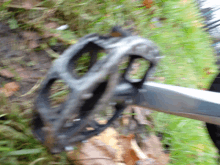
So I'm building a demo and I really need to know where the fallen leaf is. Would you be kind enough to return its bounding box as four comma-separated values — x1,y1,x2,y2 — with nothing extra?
91,126,124,162
120,134,140,165
0,69,14,78
23,0,33,9
67,140,116,165
12,65,42,82
0,82,20,97
143,0,153,8
45,22,59,29
42,32,60,38
141,135,170,165
68,126,122,165
131,106,151,126
111,32,123,37
119,134,154,165
29,40,39,49
91,139,116,159
22,31,40,41
22,0,40,9
115,106,153,138
15,67,30,79
131,139,148,160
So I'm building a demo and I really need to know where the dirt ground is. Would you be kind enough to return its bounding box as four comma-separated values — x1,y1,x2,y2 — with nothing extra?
0,21,64,101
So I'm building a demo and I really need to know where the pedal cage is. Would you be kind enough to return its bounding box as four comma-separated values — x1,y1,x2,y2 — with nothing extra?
32,26,160,153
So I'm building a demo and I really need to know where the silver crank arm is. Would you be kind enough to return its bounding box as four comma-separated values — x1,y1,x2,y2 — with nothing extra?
134,82,220,125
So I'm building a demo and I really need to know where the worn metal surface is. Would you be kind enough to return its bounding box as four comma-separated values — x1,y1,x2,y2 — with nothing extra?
132,82,220,125
32,27,160,153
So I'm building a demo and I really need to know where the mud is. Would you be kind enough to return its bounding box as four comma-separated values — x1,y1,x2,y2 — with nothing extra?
0,21,52,100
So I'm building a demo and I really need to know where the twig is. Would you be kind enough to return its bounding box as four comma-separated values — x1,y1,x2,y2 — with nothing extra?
29,157,47,165
45,48,60,59
70,157,113,161
7,5,47,10
21,79,43,97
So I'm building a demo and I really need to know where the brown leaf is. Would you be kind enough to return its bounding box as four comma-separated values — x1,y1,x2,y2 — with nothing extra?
45,22,59,29
131,106,151,125
29,40,39,49
23,0,33,9
0,82,20,97
22,31,39,41
141,135,170,165
13,65,42,81
119,134,150,165
143,0,153,9
22,0,39,9
91,126,124,162
42,31,60,39
68,127,121,165
91,139,116,159
15,67,31,79
68,140,116,165
111,32,123,37
0,69,14,78
131,139,148,160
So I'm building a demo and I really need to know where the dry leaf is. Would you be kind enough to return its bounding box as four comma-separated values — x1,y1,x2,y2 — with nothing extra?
12,65,42,82
120,134,139,165
91,139,116,159
119,134,153,165
143,0,153,8
22,31,40,41
116,106,153,136
45,22,59,29
111,32,123,37
68,140,116,165
15,67,31,79
131,106,151,126
141,135,170,165
22,31,40,49
0,69,14,78
42,31,60,38
91,127,124,162
22,0,39,9
0,82,20,97
68,126,124,164
91,126,118,149
29,40,39,49
23,1,33,9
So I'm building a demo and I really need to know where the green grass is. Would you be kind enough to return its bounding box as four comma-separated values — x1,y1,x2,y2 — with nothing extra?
0,96,71,165
153,113,218,165
0,0,219,164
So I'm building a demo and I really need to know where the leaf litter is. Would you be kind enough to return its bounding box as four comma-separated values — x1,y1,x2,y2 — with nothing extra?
67,106,170,165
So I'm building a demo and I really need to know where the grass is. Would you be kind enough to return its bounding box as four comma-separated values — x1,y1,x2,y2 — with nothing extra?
0,95,70,165
0,0,219,164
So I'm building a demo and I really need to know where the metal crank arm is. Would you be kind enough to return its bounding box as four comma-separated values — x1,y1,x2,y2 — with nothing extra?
131,82,220,125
